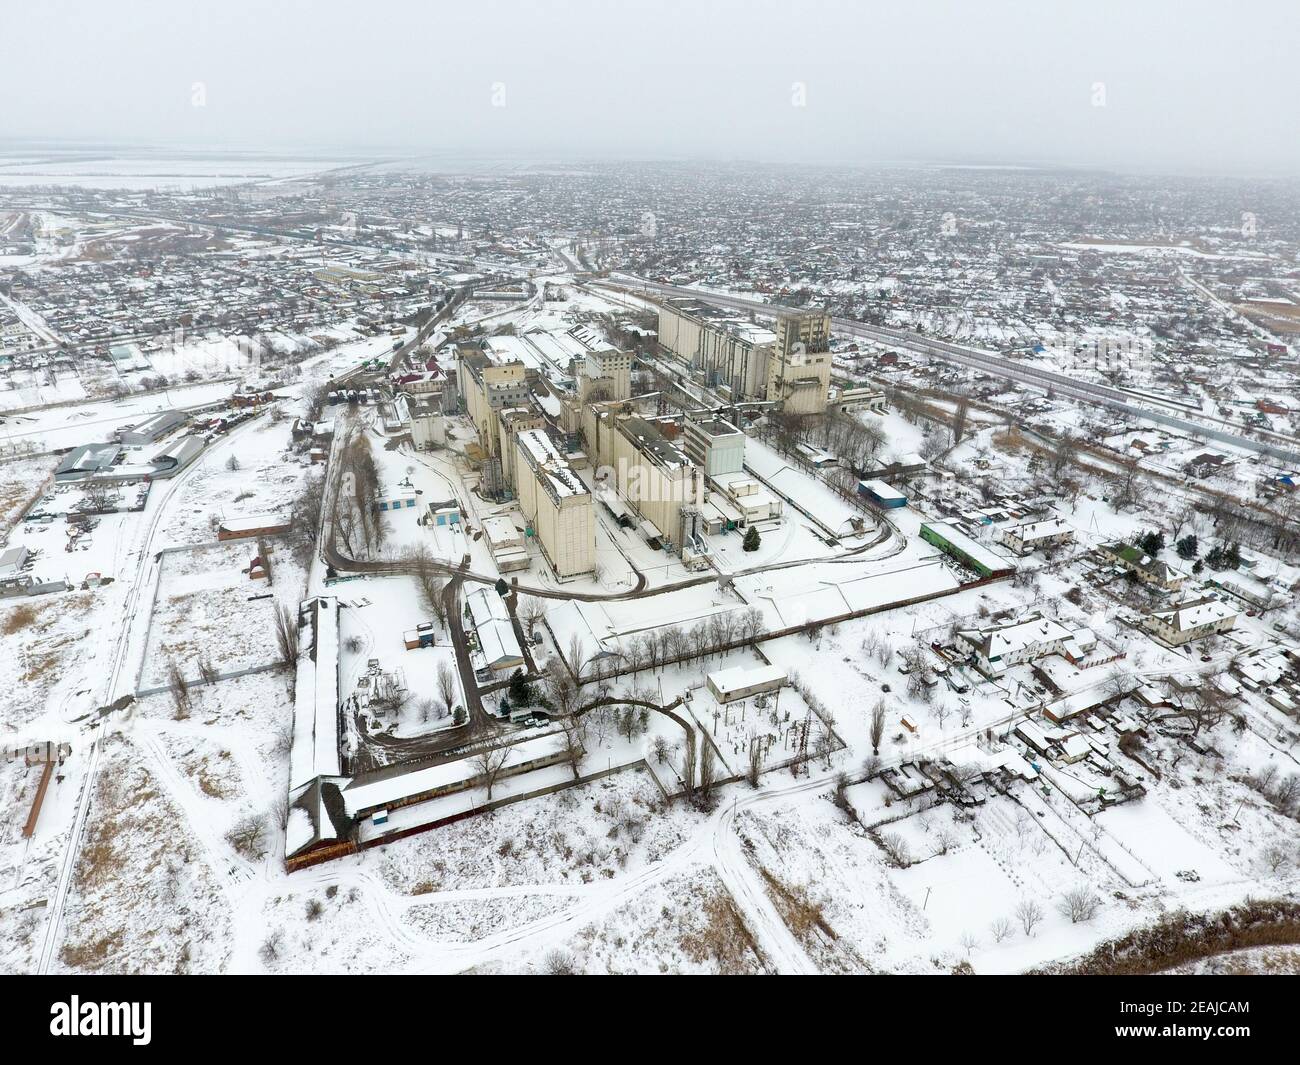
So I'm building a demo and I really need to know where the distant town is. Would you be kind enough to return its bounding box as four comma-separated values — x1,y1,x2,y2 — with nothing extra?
2,151,1298,977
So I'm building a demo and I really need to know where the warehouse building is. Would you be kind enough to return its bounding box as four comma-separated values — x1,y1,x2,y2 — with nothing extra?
466,587,525,674
118,409,189,445
920,521,1015,579
857,479,907,509
55,443,123,482
706,663,788,704
482,515,530,572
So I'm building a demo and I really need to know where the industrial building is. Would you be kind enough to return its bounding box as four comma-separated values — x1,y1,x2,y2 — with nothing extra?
408,399,447,450
217,513,292,541
655,300,832,415
285,596,347,865
457,345,531,496
577,347,632,404
482,515,530,572
683,416,746,477
596,415,704,552
497,407,548,494
465,587,525,674
514,428,595,578
55,443,123,482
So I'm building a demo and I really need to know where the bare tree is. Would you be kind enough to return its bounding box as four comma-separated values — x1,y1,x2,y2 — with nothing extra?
518,595,546,638
1058,886,1102,924
951,395,969,446
1015,898,1045,936
870,700,886,755
746,733,763,787
226,813,267,861
472,744,513,802
196,655,219,686
436,661,458,717
274,603,298,668
695,743,719,810
879,831,910,867
1104,665,1135,704
990,916,1014,943
560,717,586,779
1184,681,1232,737
544,659,580,717
167,659,191,720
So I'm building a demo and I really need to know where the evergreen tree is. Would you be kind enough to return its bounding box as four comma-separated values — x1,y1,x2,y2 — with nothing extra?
1176,534,1198,559
742,527,761,552
1138,530,1164,556
508,668,531,705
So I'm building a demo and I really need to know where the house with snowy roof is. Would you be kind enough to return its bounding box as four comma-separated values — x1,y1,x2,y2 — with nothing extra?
1144,596,1239,647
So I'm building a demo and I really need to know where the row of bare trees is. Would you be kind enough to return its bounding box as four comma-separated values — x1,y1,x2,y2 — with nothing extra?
335,433,386,558
288,468,326,568
569,608,766,680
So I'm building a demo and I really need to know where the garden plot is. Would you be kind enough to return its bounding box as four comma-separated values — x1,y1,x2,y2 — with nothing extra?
373,769,692,893
402,895,576,944
1,589,105,729
249,885,415,975
491,868,768,975
0,453,55,532
1143,738,1300,879
54,735,232,974
1095,801,1237,886
333,575,463,741
141,541,280,688
730,802,935,973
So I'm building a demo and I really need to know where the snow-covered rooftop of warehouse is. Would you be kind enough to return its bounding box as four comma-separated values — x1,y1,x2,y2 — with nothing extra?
289,596,341,791
342,731,568,817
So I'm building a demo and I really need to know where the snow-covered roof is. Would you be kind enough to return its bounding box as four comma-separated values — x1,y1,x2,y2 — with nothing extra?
1005,517,1071,542
517,427,586,499
342,732,567,816
289,596,342,791
466,587,522,669
1149,598,1239,633
858,478,905,502
706,664,787,698
959,613,1073,662
219,511,288,533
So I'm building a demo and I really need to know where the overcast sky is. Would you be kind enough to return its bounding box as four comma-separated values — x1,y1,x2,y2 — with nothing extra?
3,0,1298,175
